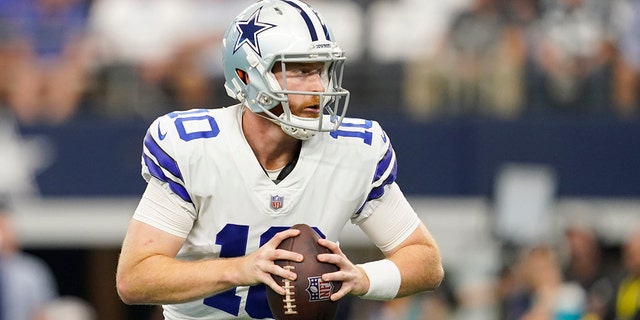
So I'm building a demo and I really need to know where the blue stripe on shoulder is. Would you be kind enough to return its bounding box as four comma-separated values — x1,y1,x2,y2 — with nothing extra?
373,143,395,183
143,155,192,203
354,144,398,215
354,175,395,215
144,131,183,180
354,172,395,215
366,164,397,202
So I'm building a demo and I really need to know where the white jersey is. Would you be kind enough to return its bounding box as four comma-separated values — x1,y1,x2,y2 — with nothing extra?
135,104,397,319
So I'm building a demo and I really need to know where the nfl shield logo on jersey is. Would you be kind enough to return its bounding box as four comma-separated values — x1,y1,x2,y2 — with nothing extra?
270,195,284,210
306,276,333,301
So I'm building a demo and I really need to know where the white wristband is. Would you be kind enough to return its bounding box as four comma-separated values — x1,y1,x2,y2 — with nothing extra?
357,259,401,301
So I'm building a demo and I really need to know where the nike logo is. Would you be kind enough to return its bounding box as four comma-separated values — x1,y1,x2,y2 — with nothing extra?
158,125,167,140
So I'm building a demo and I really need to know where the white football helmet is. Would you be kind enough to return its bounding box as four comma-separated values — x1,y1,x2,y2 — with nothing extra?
222,0,350,140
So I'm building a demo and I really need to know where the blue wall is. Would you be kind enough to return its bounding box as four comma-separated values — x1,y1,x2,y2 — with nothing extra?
20,116,640,198
381,118,640,197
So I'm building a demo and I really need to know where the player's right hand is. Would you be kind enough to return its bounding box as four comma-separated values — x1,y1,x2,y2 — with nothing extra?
238,228,303,295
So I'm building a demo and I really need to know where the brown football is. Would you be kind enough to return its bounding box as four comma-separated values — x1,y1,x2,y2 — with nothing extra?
266,224,342,320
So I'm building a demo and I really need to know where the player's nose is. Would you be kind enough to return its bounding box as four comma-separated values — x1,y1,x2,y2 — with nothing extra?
307,72,325,92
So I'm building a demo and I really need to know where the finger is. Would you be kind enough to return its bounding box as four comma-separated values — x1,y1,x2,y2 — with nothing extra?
330,284,351,301
316,252,341,265
270,228,301,245
262,229,300,251
271,263,298,281
264,276,287,295
317,269,351,301
260,264,297,295
274,249,303,263
321,270,343,283
317,238,341,254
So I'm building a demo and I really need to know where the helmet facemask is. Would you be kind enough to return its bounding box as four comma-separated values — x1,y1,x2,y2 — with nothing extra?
258,52,350,140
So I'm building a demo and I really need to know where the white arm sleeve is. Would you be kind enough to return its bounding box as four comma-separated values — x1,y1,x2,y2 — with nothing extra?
355,182,421,253
133,178,195,238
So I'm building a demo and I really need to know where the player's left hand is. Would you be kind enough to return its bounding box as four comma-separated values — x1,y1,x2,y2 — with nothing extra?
316,238,370,301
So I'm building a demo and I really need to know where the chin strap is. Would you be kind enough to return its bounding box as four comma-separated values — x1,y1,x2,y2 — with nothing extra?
279,114,320,140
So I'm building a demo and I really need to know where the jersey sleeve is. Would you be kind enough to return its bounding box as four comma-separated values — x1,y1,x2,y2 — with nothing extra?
137,114,197,231
141,114,193,205
355,182,421,252
351,121,398,224
133,178,195,238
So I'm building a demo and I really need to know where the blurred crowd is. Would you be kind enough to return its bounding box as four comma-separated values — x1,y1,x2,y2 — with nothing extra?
340,223,640,320
403,0,640,120
0,200,96,320
0,0,637,126
0,0,255,125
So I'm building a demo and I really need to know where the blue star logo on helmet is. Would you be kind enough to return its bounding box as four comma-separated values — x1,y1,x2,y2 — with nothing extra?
233,7,276,57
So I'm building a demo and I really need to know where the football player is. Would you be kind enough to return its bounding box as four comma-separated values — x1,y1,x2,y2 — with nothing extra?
116,0,444,319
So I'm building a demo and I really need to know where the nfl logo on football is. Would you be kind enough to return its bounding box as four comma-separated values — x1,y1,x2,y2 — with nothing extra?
306,276,333,301
270,195,284,210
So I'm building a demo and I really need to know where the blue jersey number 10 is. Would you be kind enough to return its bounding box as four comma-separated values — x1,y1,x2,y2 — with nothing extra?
202,224,325,318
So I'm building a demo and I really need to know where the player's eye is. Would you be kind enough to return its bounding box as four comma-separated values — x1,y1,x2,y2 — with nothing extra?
288,68,317,77
285,63,325,78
